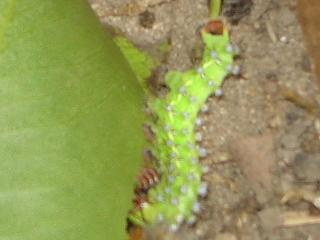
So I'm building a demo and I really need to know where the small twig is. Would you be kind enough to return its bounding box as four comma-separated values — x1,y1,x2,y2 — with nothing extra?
209,0,222,19
281,189,320,210
281,189,315,204
282,211,320,227
265,20,277,43
280,86,320,118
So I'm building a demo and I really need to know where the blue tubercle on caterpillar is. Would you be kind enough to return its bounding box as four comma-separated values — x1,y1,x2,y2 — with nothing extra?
124,20,240,229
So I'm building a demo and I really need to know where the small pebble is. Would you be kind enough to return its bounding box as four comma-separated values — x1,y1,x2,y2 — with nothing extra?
313,196,320,209
280,36,288,43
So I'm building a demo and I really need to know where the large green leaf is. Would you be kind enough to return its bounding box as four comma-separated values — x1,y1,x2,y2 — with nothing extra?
0,1,144,239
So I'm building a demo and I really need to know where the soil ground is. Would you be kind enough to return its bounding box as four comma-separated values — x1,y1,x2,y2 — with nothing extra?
89,0,320,239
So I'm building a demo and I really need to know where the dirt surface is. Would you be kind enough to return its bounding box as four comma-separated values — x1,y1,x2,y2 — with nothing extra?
89,0,320,239
297,0,320,88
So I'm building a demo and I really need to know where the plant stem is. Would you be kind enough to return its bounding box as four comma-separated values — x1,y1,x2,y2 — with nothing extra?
209,0,222,19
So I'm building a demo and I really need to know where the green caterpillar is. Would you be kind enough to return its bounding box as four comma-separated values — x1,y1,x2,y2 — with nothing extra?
121,20,239,230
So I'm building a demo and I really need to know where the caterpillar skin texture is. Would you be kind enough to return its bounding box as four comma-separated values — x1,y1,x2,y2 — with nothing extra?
129,21,238,229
